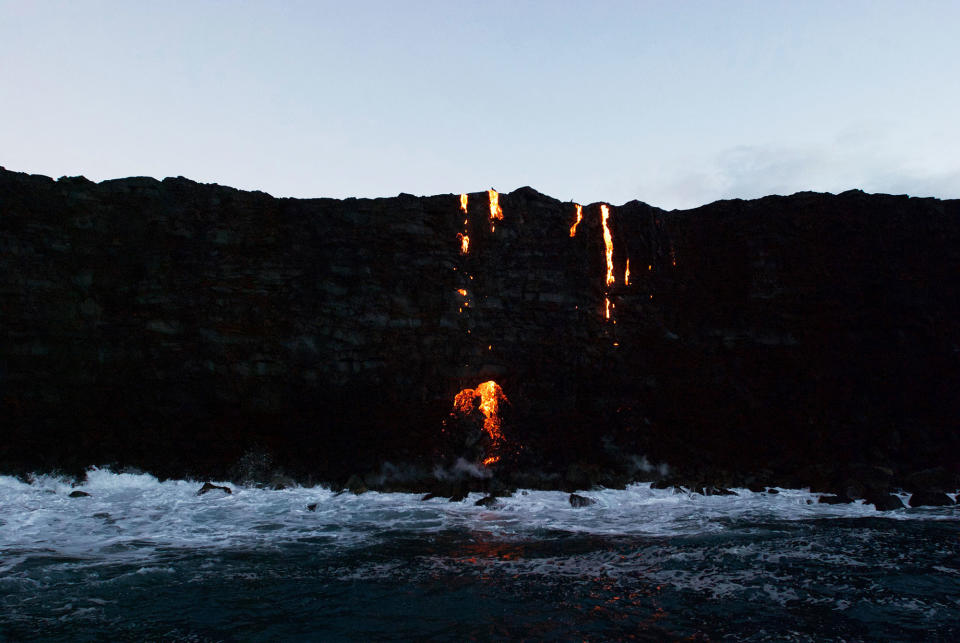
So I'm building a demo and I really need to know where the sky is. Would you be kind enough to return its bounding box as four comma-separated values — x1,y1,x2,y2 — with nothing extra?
2,0,959,209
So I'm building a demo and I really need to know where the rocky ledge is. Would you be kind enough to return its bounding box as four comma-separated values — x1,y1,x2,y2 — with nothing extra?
1,167,959,500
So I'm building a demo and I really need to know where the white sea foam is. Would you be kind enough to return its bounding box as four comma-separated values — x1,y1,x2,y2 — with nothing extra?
0,469,955,570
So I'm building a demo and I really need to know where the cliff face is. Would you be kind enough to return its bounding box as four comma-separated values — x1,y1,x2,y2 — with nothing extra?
2,167,959,487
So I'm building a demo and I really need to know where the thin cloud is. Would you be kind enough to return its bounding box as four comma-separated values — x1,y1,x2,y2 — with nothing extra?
640,131,960,210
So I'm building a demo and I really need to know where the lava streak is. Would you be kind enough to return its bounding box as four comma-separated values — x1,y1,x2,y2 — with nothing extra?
569,204,583,237
452,380,509,465
458,233,470,254
460,193,468,214
488,189,503,231
624,259,630,286
601,204,614,286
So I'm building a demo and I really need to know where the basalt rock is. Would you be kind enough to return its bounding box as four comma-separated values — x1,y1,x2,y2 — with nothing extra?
2,167,960,489
865,491,905,511
196,482,232,496
68,490,90,498
569,493,597,508
908,490,956,507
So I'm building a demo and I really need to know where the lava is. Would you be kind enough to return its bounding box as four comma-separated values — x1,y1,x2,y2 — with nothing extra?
601,204,614,286
452,380,509,465
569,204,583,237
488,189,503,231
457,193,470,254
605,297,611,320
624,259,630,286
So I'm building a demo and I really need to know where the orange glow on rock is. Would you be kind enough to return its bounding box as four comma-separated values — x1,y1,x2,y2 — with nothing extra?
624,259,630,286
453,380,509,465
605,297,611,319
601,204,614,286
457,288,467,296
569,204,583,237
460,193,468,214
458,233,470,254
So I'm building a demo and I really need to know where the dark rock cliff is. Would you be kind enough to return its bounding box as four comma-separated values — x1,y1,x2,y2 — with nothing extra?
2,167,959,490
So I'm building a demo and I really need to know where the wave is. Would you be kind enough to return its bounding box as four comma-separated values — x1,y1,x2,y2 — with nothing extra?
1,468,956,567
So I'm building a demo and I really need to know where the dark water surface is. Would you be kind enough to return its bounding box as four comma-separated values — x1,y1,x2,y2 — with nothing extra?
1,472,958,641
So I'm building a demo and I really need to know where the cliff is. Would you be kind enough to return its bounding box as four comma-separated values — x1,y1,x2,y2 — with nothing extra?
2,167,959,492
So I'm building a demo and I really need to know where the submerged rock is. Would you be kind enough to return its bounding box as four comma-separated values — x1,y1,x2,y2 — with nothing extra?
306,503,318,512
68,490,90,498
475,495,500,508
817,494,853,505
196,482,232,496
698,486,737,496
568,493,597,508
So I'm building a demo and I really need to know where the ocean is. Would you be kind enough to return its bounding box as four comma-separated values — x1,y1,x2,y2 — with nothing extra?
1,469,958,641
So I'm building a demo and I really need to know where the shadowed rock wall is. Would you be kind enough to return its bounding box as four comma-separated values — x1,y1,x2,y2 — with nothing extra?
2,167,959,487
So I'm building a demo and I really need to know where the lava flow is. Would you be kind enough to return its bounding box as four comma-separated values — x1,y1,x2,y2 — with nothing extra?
488,189,503,231
458,193,470,254
624,258,630,286
601,204,614,286
569,204,583,237
452,380,509,465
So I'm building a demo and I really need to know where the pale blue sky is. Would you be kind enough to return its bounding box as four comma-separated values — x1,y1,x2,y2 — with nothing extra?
2,0,958,209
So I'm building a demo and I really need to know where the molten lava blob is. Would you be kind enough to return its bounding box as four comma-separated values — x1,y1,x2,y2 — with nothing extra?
624,258,630,286
569,204,583,238
460,193,468,214
452,380,509,465
458,233,469,254
601,204,614,286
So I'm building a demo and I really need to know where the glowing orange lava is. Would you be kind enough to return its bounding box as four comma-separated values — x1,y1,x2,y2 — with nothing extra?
601,204,614,286
460,193,468,214
569,204,583,237
457,288,468,296
488,189,503,231
624,259,630,286
605,297,611,320
452,380,509,465
458,233,470,254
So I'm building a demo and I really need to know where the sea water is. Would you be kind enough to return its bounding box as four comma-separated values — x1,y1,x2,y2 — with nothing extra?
1,468,958,641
